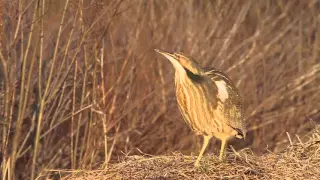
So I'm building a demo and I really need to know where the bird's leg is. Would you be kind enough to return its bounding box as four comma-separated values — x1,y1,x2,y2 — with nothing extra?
219,138,227,161
194,135,211,167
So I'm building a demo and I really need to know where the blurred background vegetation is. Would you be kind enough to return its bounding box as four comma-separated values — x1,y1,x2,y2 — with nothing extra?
0,0,319,179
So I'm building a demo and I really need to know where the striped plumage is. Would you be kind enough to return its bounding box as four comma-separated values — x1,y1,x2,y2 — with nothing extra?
155,49,246,167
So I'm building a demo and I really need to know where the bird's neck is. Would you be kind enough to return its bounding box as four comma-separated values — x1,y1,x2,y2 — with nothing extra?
174,70,189,86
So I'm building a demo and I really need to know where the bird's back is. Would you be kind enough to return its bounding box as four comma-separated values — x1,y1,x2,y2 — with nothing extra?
204,67,246,138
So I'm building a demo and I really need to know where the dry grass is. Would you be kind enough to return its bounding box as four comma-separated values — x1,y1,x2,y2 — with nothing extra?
60,127,320,179
0,0,320,179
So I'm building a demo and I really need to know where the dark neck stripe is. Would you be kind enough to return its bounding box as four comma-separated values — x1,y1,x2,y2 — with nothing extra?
184,67,203,83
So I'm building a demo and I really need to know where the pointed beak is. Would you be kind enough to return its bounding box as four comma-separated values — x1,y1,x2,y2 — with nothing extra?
154,49,178,62
155,49,185,73
155,49,188,76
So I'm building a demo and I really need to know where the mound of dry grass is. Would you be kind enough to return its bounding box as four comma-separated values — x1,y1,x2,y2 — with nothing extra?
62,128,320,180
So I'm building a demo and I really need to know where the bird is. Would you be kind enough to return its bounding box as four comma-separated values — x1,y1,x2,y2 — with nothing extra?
155,49,246,167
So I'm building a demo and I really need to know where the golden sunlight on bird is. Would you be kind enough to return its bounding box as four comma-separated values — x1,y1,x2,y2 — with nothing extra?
155,49,246,167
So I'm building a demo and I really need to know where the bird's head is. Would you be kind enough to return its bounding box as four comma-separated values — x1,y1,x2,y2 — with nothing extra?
155,49,204,78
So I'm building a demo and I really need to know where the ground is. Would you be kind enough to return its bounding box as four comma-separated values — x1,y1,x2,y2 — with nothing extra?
60,127,320,180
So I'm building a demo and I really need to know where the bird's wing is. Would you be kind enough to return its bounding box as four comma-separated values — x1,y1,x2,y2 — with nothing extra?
204,67,245,136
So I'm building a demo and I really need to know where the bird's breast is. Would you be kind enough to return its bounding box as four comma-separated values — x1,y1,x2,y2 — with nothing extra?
175,80,226,133
174,78,243,138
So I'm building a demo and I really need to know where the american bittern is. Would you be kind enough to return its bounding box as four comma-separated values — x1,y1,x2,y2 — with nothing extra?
155,49,246,167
